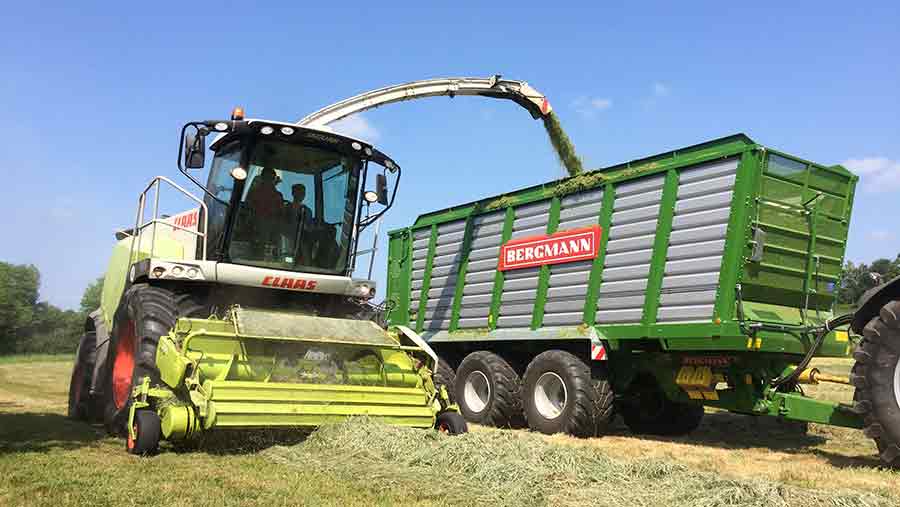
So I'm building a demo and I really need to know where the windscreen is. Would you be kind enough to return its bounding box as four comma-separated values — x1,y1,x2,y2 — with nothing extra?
228,140,361,274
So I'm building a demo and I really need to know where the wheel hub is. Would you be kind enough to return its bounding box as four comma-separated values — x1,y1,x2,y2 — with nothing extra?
463,370,491,413
534,372,567,420
112,320,136,410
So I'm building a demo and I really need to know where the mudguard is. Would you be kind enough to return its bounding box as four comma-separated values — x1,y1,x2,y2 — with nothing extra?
86,309,110,395
851,274,900,334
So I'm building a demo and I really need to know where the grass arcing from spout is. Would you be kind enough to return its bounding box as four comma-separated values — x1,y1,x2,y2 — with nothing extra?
542,111,584,177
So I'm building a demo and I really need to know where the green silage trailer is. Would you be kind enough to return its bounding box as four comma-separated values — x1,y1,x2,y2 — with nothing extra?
382,134,900,464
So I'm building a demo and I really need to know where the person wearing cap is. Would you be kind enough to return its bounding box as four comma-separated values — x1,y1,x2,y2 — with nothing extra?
246,167,283,218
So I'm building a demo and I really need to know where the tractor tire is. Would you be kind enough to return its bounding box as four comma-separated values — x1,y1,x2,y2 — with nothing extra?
435,411,468,435
68,332,98,421
127,409,162,456
851,299,900,468
433,357,457,403
455,351,525,428
103,284,205,434
621,377,704,436
522,350,614,437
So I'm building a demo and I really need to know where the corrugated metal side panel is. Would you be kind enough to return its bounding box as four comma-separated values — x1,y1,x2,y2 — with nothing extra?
457,209,506,329
657,158,738,323
408,227,430,314
496,199,551,328
595,174,665,324
542,189,603,326
415,219,467,330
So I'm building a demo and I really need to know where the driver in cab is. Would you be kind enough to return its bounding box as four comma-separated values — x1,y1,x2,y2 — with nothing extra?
246,167,283,218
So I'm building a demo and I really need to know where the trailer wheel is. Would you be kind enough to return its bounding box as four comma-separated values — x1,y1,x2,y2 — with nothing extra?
851,299,900,468
433,358,457,403
435,411,468,435
522,350,614,437
455,351,525,428
103,284,205,434
127,409,162,456
68,332,98,421
621,377,704,436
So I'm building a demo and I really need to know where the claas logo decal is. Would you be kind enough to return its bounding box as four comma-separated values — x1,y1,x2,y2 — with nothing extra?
498,225,602,271
261,276,318,291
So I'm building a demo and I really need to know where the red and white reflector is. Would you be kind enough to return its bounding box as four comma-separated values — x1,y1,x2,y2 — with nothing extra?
590,342,607,361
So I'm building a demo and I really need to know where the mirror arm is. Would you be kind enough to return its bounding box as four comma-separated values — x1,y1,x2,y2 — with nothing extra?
177,121,230,205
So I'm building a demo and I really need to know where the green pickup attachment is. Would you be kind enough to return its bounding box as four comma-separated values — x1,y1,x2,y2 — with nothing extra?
128,307,457,448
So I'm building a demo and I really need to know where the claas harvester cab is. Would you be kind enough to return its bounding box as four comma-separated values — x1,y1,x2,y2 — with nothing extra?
68,107,465,454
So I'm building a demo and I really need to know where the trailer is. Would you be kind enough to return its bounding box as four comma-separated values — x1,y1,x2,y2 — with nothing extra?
382,134,900,466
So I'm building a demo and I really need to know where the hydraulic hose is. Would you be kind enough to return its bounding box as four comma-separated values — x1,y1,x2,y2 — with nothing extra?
770,312,855,389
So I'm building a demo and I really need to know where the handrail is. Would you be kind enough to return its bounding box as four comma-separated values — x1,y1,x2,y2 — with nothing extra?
128,176,209,266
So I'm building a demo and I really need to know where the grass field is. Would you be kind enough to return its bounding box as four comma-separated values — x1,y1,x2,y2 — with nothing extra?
1,356,898,506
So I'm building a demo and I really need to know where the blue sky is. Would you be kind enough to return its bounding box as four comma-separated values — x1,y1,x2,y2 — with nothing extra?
1,2,898,309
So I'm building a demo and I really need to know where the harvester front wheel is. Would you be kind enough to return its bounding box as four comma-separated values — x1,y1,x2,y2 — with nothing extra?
127,409,162,456
455,351,525,428
435,411,468,435
104,284,205,434
621,376,704,436
68,332,97,421
851,299,900,468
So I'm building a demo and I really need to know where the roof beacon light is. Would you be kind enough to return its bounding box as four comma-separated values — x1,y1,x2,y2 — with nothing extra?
231,107,245,121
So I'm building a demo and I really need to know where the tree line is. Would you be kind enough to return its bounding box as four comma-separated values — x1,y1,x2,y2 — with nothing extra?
1,253,899,355
835,254,900,306
0,261,102,355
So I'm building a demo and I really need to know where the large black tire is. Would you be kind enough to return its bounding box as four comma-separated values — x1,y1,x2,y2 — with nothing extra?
522,350,614,437
851,299,900,468
68,332,98,421
127,409,162,456
103,284,205,434
620,376,704,436
455,351,525,428
433,357,457,403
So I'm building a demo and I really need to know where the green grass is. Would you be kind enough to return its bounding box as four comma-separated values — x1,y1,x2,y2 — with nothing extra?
0,354,73,365
1,358,898,507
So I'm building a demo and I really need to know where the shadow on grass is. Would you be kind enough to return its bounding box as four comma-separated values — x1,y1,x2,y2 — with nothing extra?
0,412,103,454
605,411,886,469
169,428,313,456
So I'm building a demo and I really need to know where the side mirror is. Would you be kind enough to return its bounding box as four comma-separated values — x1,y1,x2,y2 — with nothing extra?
376,173,389,205
184,131,206,169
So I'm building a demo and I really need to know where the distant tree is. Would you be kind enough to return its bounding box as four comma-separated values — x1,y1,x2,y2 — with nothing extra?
0,262,41,353
80,276,104,314
25,302,83,354
836,255,900,306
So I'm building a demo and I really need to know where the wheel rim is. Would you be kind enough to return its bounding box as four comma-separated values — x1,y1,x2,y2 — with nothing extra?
463,371,490,413
534,372,567,420
894,355,900,411
112,320,136,410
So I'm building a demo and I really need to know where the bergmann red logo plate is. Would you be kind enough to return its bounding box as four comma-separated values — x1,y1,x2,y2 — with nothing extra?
498,225,602,271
